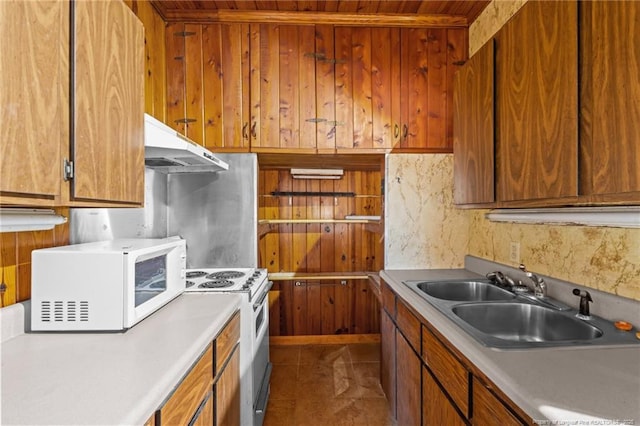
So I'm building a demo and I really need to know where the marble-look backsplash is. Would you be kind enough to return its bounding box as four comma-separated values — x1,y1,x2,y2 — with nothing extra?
467,211,640,301
385,154,469,269
468,0,527,56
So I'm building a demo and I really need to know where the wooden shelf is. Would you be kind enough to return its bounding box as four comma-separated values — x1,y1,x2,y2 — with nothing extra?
259,219,379,224
268,271,375,281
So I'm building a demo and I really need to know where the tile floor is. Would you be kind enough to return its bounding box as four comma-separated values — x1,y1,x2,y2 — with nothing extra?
264,342,396,426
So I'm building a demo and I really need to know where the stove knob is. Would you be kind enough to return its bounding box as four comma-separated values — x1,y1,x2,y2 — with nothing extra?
253,271,261,277
247,278,254,284
242,284,250,290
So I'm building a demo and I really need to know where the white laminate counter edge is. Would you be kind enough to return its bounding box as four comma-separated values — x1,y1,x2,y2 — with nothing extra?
1,293,242,426
380,268,640,423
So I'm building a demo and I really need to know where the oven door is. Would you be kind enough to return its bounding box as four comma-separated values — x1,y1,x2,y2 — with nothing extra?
252,280,272,426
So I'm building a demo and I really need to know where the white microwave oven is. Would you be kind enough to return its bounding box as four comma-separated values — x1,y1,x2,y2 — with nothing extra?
31,238,186,331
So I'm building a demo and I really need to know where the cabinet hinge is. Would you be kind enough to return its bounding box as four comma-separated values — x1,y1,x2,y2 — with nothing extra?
174,31,196,37
174,118,197,124
63,158,74,181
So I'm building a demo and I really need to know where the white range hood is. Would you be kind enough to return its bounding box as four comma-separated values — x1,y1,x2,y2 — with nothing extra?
144,114,229,174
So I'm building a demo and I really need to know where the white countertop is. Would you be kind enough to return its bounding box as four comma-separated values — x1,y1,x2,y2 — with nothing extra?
1,293,241,426
381,269,640,424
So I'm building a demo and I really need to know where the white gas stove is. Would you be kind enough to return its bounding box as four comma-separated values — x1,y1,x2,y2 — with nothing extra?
184,267,272,426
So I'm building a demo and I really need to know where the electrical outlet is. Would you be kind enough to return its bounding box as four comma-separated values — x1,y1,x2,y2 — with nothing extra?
509,242,520,263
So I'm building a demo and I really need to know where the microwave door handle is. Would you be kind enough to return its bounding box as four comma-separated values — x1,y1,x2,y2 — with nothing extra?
253,281,273,310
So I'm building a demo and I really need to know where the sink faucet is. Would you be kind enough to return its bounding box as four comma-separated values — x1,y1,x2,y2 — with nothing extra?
519,264,547,297
572,288,593,320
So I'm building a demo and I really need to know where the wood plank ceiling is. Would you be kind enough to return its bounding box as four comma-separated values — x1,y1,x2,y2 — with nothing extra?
152,0,491,25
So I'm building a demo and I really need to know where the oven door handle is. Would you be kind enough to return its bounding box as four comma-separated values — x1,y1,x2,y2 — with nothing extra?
253,281,273,310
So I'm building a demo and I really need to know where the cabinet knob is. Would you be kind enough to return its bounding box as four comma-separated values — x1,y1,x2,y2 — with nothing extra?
251,122,257,138
402,124,408,139
242,122,248,139
394,124,400,139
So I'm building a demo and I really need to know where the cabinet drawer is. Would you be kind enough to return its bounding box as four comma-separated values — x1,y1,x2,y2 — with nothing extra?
160,343,214,425
472,377,524,425
381,280,396,318
216,312,240,373
396,299,421,352
422,326,469,418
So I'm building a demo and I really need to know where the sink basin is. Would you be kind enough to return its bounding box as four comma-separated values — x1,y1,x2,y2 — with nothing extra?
416,280,516,302
452,302,603,342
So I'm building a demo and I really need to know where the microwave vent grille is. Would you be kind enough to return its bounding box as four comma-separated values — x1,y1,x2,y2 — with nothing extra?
39,300,89,323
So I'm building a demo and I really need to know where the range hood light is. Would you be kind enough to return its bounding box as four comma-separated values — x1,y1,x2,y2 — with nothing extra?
0,208,67,233
290,168,344,180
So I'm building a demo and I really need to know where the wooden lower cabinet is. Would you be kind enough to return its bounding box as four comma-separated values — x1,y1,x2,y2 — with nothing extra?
472,377,524,425
215,346,241,426
380,279,530,425
155,312,240,425
191,391,214,426
396,331,422,426
423,366,465,426
380,310,397,418
159,344,214,425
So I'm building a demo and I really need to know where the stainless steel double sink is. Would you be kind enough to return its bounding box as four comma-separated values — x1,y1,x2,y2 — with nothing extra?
404,279,639,349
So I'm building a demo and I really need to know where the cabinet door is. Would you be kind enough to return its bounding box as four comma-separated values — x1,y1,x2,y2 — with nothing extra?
334,27,398,152
380,310,397,418
165,23,250,152
453,40,495,206
73,0,144,204
250,24,317,152
496,1,578,203
398,28,467,152
472,377,524,425
0,1,68,204
423,366,465,426
580,1,640,201
396,331,421,426
191,391,214,426
215,347,240,426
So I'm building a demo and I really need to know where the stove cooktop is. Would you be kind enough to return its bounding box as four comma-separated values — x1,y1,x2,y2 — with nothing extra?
184,268,268,294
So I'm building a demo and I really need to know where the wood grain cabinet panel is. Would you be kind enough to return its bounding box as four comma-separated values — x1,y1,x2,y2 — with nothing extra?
160,344,214,425
472,377,525,425
1,0,145,207
396,298,421,351
396,330,421,426
423,366,465,426
334,27,398,152
215,345,240,426
250,24,317,152
0,0,68,203
396,27,468,152
380,310,397,418
496,1,578,203
165,22,250,151
580,1,640,202
422,326,469,418
73,0,144,205
453,39,495,206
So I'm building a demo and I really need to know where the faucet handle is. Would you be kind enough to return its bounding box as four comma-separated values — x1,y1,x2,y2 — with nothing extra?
518,264,528,273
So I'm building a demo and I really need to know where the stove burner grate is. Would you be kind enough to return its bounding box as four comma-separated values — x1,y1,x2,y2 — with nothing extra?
198,279,235,289
206,270,246,280
186,271,207,279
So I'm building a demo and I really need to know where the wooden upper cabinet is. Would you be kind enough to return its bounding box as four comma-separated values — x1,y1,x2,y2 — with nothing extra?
334,27,398,152
579,1,640,203
249,24,318,153
495,1,578,203
453,40,495,206
166,22,251,151
396,27,468,152
73,0,144,205
0,1,68,204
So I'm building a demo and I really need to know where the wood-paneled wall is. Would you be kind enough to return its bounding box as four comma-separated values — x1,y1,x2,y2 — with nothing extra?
259,169,383,336
125,0,167,121
0,209,70,308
